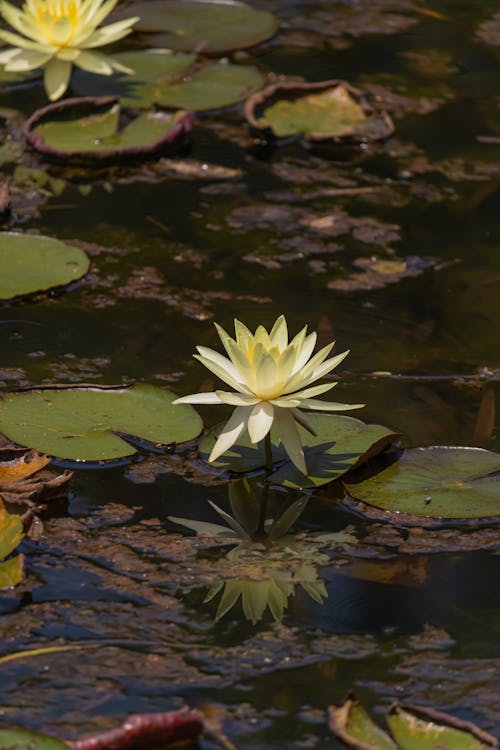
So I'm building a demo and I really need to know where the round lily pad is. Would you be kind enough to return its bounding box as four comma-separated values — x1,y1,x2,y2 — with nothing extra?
0,384,203,462
245,80,395,142
120,0,279,53
0,233,90,301
344,446,500,521
199,413,398,489
72,51,265,111
0,730,70,750
24,96,193,164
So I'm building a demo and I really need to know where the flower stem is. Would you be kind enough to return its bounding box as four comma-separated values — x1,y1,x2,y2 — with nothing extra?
256,482,269,539
264,432,273,475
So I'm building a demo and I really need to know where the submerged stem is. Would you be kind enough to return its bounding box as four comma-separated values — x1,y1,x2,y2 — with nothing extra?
264,432,273,474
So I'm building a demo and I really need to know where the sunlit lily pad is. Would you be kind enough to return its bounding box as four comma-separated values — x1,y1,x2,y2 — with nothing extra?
0,232,90,301
24,96,193,163
245,80,394,141
345,447,500,521
0,385,203,462
0,729,70,750
199,414,398,489
328,697,497,750
0,500,24,590
73,51,264,110
119,0,279,53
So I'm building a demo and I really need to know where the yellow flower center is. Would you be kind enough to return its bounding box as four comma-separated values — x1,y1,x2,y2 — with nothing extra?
35,0,80,46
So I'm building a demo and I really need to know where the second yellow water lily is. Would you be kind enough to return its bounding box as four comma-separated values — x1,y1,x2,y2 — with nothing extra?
174,315,363,475
0,0,138,100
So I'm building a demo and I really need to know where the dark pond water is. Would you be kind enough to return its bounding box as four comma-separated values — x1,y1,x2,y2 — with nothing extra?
1,0,500,746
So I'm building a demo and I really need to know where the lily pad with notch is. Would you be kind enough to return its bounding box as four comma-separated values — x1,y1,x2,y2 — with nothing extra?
245,80,394,142
117,0,279,54
199,413,399,489
24,96,193,164
344,446,500,523
0,232,90,301
0,384,203,463
72,51,265,111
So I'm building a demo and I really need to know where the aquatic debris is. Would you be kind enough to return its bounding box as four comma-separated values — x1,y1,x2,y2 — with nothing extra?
0,446,72,507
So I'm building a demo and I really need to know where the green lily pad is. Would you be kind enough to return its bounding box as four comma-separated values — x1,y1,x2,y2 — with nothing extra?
0,730,70,750
0,232,90,301
25,98,192,162
0,384,203,462
199,413,398,489
345,447,500,520
72,51,264,110
329,698,398,749
0,500,24,590
388,706,493,750
121,0,279,53
246,80,395,142
328,698,497,750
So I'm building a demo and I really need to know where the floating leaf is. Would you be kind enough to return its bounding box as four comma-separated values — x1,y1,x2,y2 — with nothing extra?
0,500,24,590
0,385,203,462
328,698,497,750
0,730,70,750
120,0,278,53
345,447,500,521
199,414,398,489
73,52,264,111
0,232,89,301
0,447,72,507
387,706,496,750
24,97,193,163
245,80,394,141
329,697,398,750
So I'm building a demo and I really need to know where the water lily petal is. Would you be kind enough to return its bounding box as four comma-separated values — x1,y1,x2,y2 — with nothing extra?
216,391,259,406
310,349,350,382
291,408,317,435
0,28,49,50
0,0,40,40
269,314,288,350
194,354,251,394
289,382,337,401
4,48,51,69
57,47,82,60
79,16,138,48
255,351,278,399
209,405,251,462
73,49,113,74
289,331,318,376
234,318,253,348
299,398,365,412
0,47,19,63
43,56,71,100
274,407,307,475
173,392,223,405
269,397,300,408
285,346,346,392
247,401,274,443
49,17,73,45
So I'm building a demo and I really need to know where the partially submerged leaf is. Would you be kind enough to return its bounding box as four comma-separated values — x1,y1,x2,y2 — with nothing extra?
0,385,203,462
329,698,398,750
0,232,90,301
345,447,500,521
73,52,264,111
0,447,72,507
121,0,278,53
0,729,70,750
24,97,193,163
245,80,394,141
387,705,497,749
200,414,398,489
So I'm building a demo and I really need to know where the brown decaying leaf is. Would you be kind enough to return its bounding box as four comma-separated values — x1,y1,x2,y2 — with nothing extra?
0,447,73,507
70,709,204,750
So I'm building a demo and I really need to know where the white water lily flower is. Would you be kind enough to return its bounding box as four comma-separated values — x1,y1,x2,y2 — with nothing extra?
0,0,138,100
174,315,364,475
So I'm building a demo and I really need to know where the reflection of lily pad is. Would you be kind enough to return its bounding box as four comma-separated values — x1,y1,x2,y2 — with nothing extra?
120,0,278,53
24,97,193,163
0,385,203,462
0,233,90,301
73,51,264,111
245,80,394,141
345,447,500,521
199,414,398,489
